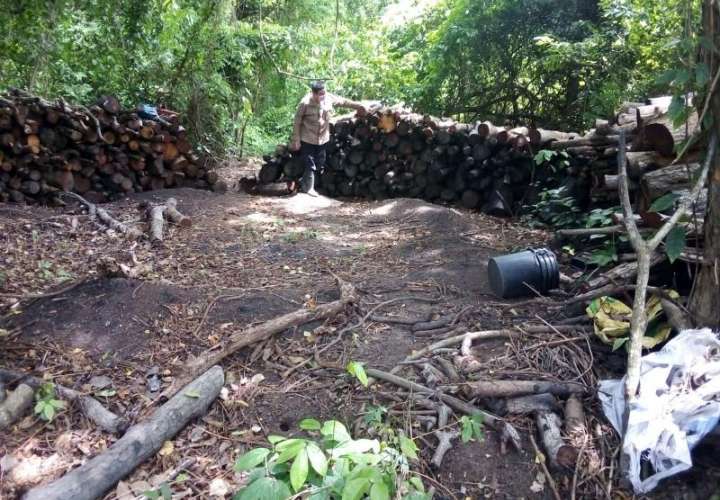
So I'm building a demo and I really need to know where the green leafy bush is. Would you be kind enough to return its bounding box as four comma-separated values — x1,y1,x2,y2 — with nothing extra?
34,383,65,422
233,419,429,500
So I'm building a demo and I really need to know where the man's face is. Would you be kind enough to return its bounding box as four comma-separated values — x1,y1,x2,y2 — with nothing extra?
313,89,326,102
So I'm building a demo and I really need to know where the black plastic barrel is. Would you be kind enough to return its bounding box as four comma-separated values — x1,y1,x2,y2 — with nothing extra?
488,248,559,298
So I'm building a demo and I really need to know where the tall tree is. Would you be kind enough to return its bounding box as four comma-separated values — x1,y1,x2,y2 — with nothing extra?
689,0,720,328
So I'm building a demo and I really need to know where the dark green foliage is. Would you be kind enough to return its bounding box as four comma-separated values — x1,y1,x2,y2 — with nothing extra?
0,0,698,156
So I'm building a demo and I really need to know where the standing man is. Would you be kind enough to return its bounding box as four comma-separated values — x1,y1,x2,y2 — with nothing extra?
290,81,367,196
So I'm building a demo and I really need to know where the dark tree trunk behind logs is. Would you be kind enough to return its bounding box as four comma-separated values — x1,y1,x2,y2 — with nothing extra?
690,0,720,328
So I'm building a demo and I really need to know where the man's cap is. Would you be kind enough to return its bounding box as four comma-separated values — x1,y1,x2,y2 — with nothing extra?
310,81,326,92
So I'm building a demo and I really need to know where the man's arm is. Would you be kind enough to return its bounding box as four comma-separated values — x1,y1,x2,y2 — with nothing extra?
291,101,305,150
328,93,367,114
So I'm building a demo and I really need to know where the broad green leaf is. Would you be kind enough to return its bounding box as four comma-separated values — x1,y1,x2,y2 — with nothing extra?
268,435,286,445
696,63,710,86
299,418,322,431
612,337,629,352
369,480,390,500
143,490,160,500
159,483,172,500
43,405,55,421
49,399,66,409
276,440,307,464
320,421,351,443
306,442,328,476
649,193,680,213
341,477,371,500
184,389,200,399
665,226,686,263
234,448,271,471
399,435,418,460
655,69,677,85
233,477,292,500
330,439,381,458
409,477,425,493
346,361,369,387
460,416,473,443
290,448,309,492
673,68,690,86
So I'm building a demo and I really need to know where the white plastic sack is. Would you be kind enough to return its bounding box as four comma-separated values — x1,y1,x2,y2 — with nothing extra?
599,328,720,493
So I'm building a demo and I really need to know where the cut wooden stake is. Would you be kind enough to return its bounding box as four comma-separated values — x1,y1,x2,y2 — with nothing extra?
536,411,577,470
165,197,192,227
148,205,166,243
0,369,128,434
23,366,224,500
159,277,357,402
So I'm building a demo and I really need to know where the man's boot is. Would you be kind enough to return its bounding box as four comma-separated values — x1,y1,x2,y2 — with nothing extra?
301,167,318,196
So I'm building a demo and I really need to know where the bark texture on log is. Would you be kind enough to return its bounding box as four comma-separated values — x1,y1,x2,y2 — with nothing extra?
690,0,720,328
536,411,577,469
0,89,222,204
23,366,224,500
0,369,128,434
0,383,34,429
463,380,587,399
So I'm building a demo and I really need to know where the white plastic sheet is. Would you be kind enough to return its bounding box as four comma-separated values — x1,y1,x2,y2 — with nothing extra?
599,329,720,493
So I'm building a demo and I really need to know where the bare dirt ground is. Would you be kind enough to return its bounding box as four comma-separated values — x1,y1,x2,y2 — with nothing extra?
1,171,718,499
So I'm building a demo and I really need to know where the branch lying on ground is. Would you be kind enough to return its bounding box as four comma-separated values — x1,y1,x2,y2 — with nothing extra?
463,380,588,399
60,192,143,239
430,405,458,469
158,276,358,402
0,368,128,434
365,367,522,452
23,366,224,500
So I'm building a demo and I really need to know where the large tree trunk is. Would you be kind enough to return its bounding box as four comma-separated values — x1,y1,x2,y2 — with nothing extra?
690,0,720,328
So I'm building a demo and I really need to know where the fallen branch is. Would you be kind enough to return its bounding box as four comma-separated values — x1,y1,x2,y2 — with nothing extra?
556,225,626,238
159,277,357,401
23,366,224,500
61,192,143,239
0,368,128,434
412,316,452,332
430,405,458,469
536,411,577,470
365,367,521,451
148,204,166,243
463,380,587,399
504,394,560,415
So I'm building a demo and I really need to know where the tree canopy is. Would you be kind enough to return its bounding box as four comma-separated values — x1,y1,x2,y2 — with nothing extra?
0,0,701,155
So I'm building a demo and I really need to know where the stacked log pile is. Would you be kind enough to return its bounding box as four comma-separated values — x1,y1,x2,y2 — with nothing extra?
259,98,695,217
260,106,578,216
0,89,222,204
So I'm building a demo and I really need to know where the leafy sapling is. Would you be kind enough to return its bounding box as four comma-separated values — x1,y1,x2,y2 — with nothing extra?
34,383,66,422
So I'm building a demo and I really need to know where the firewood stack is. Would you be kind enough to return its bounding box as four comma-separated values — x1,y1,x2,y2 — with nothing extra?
575,96,699,209
0,88,221,204
259,98,692,216
259,106,579,216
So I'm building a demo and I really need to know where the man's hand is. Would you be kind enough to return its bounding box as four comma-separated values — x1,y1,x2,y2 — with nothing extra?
290,140,301,152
